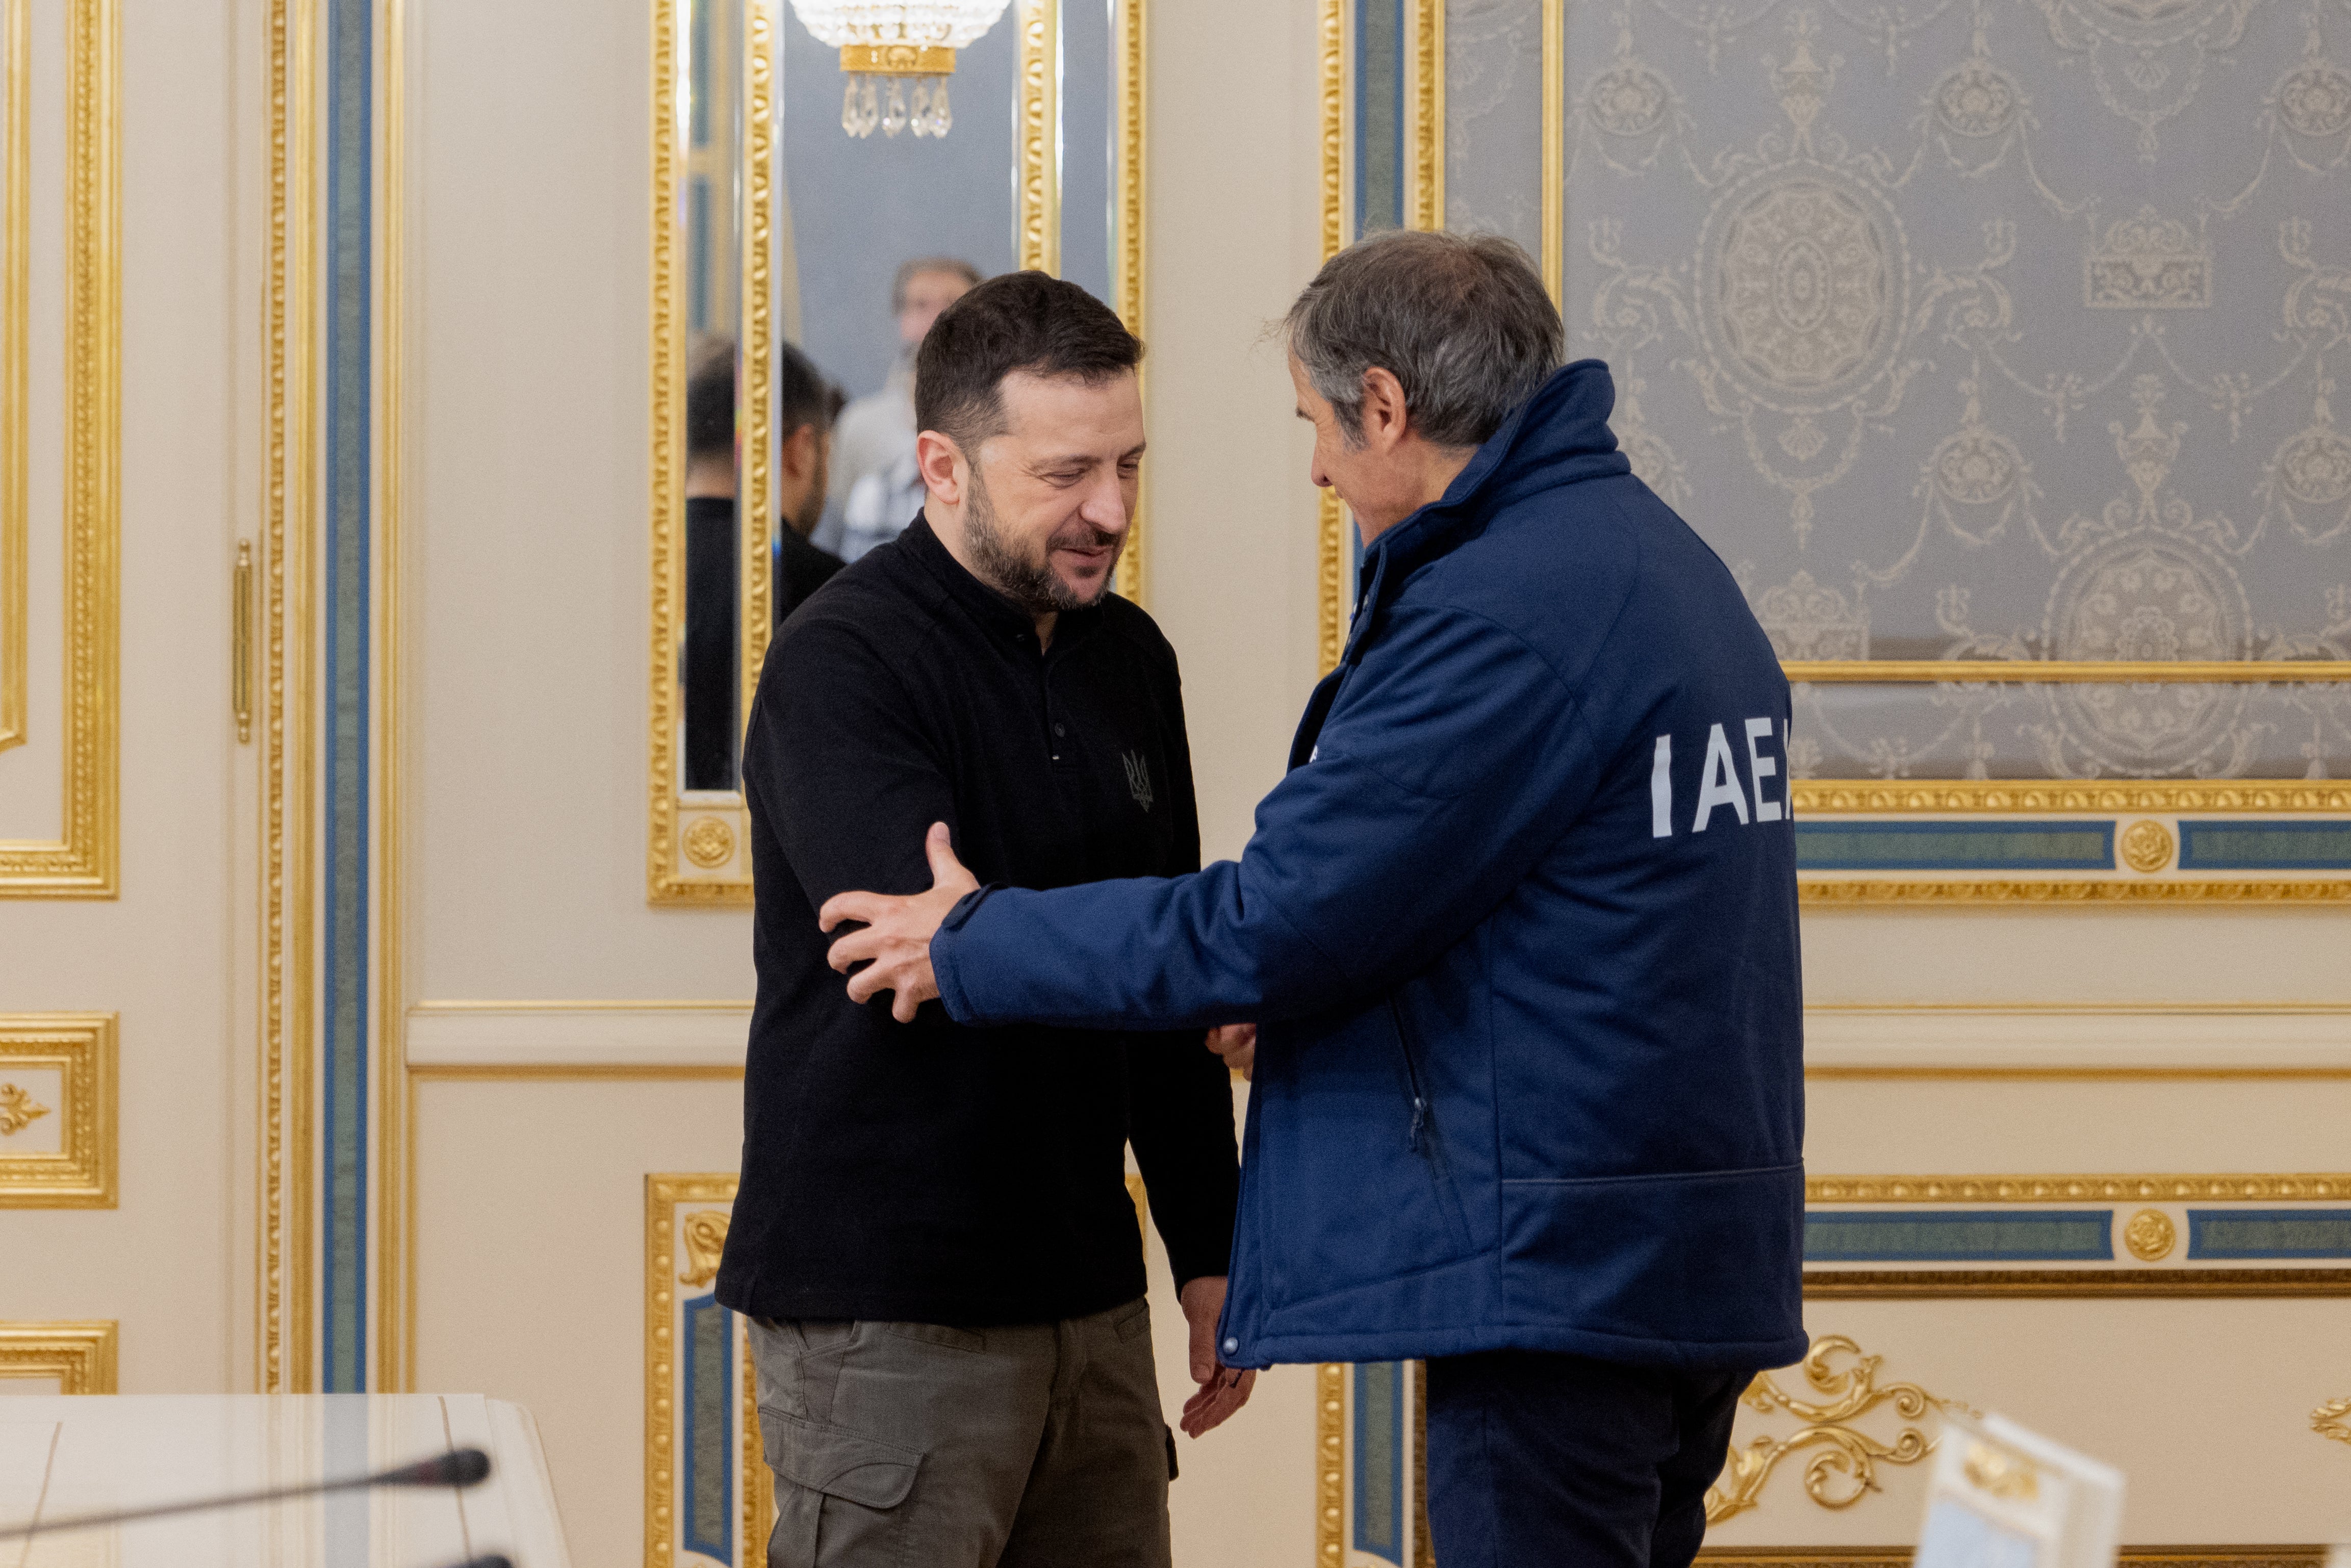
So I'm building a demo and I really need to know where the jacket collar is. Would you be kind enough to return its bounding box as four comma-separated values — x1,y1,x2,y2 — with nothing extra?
1341,359,1630,663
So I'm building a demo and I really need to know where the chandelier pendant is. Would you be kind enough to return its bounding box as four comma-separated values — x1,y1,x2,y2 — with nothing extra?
789,3,1011,140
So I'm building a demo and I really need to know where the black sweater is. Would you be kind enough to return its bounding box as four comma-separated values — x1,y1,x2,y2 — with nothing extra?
715,515,1240,1325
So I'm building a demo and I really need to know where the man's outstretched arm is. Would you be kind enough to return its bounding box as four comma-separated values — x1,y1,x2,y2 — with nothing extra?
823,603,1600,1030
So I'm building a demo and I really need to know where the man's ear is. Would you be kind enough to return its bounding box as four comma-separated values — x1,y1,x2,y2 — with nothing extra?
780,422,820,482
915,429,967,503
1358,366,1411,451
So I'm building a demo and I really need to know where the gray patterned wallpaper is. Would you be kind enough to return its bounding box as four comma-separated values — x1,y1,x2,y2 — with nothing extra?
1452,0,2351,779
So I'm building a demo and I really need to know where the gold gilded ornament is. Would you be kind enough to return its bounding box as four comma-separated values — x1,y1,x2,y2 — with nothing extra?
678,1209,731,1287
1963,1439,2041,1500
0,1082,51,1137
2123,1208,2177,1261
683,816,736,869
2120,819,2176,874
2315,1396,2351,1447
1705,1334,1955,1524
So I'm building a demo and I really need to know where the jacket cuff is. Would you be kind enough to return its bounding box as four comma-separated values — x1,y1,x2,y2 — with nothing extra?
930,884,1000,1024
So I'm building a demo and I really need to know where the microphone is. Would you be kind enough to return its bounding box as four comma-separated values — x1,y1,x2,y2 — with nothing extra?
0,1446,494,1541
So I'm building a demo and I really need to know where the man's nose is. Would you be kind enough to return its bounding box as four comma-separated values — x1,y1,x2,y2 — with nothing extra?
1079,475,1132,534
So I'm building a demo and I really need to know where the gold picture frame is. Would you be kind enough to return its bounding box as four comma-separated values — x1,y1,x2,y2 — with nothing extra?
0,1012,117,1208
646,0,1149,905
0,1321,117,1392
0,0,117,897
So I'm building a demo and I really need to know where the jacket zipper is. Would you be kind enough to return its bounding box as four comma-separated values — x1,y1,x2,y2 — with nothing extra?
1388,996,1432,1154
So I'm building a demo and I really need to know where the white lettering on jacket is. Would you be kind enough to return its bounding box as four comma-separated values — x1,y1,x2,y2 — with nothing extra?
1650,717,1786,837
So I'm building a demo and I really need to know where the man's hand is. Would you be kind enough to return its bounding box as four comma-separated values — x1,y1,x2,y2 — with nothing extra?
1206,1023,1257,1081
819,822,979,1022
1175,1275,1256,1437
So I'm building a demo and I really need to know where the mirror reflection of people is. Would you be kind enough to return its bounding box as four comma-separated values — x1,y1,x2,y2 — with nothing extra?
818,255,981,559
717,271,1249,1568
681,335,742,792
773,340,848,625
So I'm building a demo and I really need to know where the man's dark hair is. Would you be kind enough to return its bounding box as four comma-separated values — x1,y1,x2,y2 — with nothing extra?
685,339,735,459
777,340,845,438
915,271,1143,454
1285,229,1563,449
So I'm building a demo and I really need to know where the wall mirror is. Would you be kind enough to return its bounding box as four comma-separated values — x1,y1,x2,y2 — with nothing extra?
648,0,1146,903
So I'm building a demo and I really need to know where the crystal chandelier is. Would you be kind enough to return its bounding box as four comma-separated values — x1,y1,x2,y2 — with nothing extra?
787,2,1014,139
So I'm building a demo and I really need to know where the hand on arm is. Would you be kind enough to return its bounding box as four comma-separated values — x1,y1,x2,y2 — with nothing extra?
1176,1275,1256,1437
819,822,976,1022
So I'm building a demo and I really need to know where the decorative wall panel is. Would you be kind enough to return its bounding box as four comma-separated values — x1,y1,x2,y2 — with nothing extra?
0,1012,115,1207
0,0,116,897
0,1321,116,1392
646,1174,771,1568
1550,0,2351,784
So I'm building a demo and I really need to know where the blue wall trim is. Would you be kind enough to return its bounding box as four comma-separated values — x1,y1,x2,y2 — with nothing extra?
2187,1209,2351,1258
1354,0,1404,235
1352,1361,1404,1564
681,1296,738,1563
321,0,373,1394
1806,1211,2114,1262
1796,821,2115,872
2178,821,2351,871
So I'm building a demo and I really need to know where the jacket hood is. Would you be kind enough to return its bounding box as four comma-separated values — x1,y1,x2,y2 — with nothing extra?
1344,359,1631,660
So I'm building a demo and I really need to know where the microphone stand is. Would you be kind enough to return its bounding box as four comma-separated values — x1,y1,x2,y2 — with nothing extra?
0,1447,493,1542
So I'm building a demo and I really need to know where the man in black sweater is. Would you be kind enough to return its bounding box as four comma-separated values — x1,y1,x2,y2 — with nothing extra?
715,272,1248,1568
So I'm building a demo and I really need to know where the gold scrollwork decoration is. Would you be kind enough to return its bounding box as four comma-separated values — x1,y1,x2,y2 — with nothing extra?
0,1081,49,1136
1704,1335,1954,1525
1015,0,1058,275
2315,1396,2351,1447
1811,1173,2351,1203
678,1207,730,1287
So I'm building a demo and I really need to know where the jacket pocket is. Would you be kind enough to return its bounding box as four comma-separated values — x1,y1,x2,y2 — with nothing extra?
1257,1004,1479,1311
759,1407,923,1567
1388,998,1475,1255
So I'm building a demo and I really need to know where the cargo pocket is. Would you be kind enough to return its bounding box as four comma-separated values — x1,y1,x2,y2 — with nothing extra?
758,1406,923,1568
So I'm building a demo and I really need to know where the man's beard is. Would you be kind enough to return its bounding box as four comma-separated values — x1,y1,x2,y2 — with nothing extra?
963,468,1123,615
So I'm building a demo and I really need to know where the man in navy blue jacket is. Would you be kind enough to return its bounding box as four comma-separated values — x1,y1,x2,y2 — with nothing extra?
821,230,1806,1567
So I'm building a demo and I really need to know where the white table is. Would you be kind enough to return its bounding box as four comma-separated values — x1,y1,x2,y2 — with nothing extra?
0,1395,572,1567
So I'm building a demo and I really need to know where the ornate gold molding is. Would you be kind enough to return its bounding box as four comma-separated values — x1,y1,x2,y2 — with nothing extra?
1806,1269,2351,1298
2312,1396,2351,1447
0,1321,117,1391
1539,0,1563,306
1791,780,2351,813
1706,1336,1947,1526
738,2,775,741
1314,1361,1345,1566
1315,0,1346,679
0,1013,116,1208
1809,1174,2351,1203
0,0,116,896
1015,0,1059,274
1801,878,2351,905
1,0,24,753
377,0,412,1397
260,0,319,1398
647,1175,770,1568
1697,1555,2330,1567
1786,660,2351,685
1112,0,1145,606
1404,0,1442,233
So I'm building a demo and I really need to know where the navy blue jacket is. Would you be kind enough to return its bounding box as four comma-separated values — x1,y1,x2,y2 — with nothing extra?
932,361,1806,1372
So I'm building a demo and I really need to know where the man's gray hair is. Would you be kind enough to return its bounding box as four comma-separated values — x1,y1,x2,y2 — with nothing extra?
1284,229,1565,449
